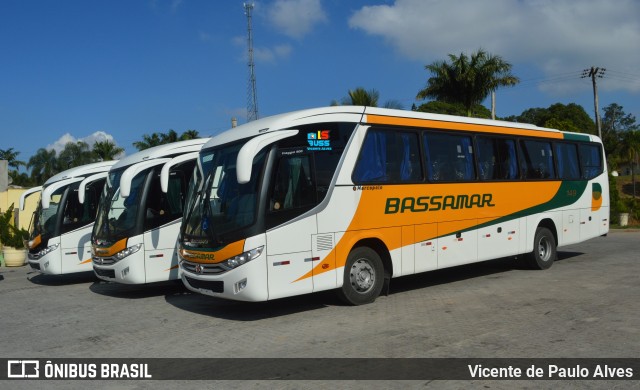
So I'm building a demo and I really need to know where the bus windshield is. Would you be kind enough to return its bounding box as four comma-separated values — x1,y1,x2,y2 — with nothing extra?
182,142,266,248
93,169,146,243
30,186,63,240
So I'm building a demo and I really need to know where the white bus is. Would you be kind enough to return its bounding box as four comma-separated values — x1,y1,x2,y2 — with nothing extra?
178,107,608,305
91,139,209,284
21,161,118,275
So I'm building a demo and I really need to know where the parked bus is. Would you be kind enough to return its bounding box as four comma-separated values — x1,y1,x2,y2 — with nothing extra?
20,161,118,275
91,138,209,284
178,106,608,305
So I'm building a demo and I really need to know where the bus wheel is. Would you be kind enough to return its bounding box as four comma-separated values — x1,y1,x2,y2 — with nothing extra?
526,227,557,270
337,247,384,305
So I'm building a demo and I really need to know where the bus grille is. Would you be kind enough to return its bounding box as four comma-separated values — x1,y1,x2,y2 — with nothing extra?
92,256,116,266
29,262,41,271
184,276,224,293
93,267,115,279
181,260,228,275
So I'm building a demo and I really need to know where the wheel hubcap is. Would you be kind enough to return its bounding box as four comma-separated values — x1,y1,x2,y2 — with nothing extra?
538,237,551,262
350,258,375,293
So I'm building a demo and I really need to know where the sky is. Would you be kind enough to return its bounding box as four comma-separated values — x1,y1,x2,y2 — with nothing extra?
1,0,639,169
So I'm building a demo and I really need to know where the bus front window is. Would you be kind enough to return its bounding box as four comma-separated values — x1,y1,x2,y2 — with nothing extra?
182,143,266,248
93,170,146,243
31,186,64,241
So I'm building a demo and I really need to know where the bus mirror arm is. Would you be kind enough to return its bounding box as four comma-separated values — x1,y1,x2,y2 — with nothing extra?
236,129,299,184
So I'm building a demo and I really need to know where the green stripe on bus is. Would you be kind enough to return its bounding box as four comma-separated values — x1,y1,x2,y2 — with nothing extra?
563,133,591,142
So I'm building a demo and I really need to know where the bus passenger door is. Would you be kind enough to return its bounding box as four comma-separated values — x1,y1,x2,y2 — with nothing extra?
266,216,316,299
265,150,317,299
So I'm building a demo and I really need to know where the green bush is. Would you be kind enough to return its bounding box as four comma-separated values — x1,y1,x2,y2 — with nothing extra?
0,204,29,249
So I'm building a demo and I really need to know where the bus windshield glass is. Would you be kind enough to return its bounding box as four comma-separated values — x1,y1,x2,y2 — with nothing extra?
93,169,146,243
182,142,266,248
30,185,64,240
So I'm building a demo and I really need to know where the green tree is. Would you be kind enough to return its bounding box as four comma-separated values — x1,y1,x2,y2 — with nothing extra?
332,87,403,109
620,130,640,199
28,148,58,185
179,130,200,140
133,130,201,151
92,140,124,161
417,49,519,117
601,103,639,158
57,141,95,170
505,103,595,133
0,148,25,170
415,101,491,118
0,148,33,186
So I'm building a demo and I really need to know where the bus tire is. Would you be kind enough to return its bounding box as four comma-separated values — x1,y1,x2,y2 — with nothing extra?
337,247,384,305
526,227,557,270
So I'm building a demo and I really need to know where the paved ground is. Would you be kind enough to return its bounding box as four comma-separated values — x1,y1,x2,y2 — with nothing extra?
1,230,639,389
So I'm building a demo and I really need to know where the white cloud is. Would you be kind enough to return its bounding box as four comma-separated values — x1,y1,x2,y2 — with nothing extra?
47,131,122,155
349,0,640,94
253,44,293,63
267,0,328,39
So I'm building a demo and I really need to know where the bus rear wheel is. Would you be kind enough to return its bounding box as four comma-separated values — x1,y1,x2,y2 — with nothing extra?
337,247,384,305
526,226,557,270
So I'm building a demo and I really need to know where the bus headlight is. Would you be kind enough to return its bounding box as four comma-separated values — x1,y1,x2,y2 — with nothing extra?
36,243,59,258
222,246,264,269
114,244,143,261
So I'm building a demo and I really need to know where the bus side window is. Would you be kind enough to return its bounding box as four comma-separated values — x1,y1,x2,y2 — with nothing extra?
352,129,421,183
520,140,555,180
579,143,603,179
477,137,518,180
423,132,475,181
555,143,580,180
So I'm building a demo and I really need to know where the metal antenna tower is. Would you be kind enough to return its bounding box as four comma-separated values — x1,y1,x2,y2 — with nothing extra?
244,3,259,122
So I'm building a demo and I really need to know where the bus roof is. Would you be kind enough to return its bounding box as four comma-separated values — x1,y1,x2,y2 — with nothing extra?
111,138,210,171
44,160,118,186
202,106,594,150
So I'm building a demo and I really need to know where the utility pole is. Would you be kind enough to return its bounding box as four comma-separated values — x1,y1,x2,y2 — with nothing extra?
244,3,259,122
581,67,606,139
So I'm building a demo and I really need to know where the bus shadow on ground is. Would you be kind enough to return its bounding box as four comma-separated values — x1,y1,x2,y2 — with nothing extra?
164,289,336,321
89,279,187,299
386,251,584,296
28,270,97,286
163,251,586,321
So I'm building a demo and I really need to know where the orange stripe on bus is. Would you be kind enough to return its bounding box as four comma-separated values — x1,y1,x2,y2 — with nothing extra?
180,239,245,264
365,114,564,139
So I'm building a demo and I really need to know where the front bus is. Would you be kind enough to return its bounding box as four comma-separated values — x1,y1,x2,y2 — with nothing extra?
179,108,360,301
92,139,208,284
179,107,608,305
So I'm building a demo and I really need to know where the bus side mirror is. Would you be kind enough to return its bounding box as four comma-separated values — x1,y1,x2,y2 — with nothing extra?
236,129,299,184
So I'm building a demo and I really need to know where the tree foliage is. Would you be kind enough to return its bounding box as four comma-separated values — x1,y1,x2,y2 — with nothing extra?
415,101,491,118
332,87,403,109
133,129,201,151
92,140,124,161
504,103,596,134
417,49,518,117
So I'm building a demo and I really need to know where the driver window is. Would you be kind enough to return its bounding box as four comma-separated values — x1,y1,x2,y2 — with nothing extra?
270,152,315,212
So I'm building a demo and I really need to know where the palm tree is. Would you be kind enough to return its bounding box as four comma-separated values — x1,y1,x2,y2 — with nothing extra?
133,133,164,151
417,49,519,117
332,87,403,109
179,130,200,140
0,148,25,170
92,140,124,161
57,141,95,170
28,148,58,185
